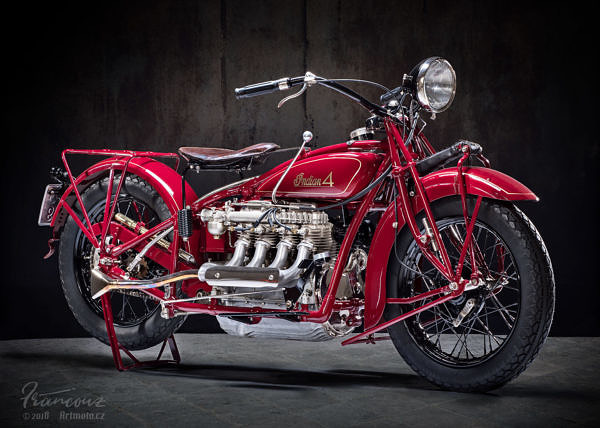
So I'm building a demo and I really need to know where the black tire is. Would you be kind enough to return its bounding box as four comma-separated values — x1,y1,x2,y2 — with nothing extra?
58,175,186,350
384,196,555,392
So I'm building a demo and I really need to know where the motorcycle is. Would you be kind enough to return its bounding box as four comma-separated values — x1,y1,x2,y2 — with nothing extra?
39,57,554,392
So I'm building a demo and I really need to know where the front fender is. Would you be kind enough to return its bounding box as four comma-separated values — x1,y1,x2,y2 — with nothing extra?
421,166,538,202
363,166,537,330
51,157,197,230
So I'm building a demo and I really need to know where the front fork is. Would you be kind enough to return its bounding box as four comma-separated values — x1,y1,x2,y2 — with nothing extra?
342,119,485,345
387,118,482,283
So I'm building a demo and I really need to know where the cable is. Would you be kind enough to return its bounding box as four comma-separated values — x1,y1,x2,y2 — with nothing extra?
315,77,391,93
270,210,292,232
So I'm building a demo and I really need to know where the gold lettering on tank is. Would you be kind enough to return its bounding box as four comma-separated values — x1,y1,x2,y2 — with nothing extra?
293,172,334,187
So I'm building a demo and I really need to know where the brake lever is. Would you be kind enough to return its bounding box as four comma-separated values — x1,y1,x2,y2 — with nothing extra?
277,83,307,108
277,71,318,108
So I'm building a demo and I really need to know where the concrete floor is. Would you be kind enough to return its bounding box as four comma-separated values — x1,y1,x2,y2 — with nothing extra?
0,335,599,427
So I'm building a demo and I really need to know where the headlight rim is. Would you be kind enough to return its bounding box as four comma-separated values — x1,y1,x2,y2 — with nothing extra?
413,57,457,114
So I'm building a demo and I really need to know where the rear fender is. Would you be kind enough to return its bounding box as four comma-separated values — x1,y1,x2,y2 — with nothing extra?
50,157,196,230
363,166,537,330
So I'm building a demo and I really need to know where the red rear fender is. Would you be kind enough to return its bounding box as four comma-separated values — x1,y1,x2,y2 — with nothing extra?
51,157,196,229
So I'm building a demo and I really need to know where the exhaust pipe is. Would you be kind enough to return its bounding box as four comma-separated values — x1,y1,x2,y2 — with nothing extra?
278,241,313,285
268,240,292,269
226,238,249,266
246,240,270,268
90,268,198,300
198,240,313,288
91,239,315,298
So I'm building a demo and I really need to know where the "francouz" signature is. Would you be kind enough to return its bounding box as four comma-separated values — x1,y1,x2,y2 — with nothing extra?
20,381,106,409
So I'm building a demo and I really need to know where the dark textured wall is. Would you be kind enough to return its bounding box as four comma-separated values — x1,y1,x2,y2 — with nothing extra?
1,1,598,338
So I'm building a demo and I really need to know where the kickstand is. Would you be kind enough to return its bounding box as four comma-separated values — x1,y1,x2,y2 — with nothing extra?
100,294,181,371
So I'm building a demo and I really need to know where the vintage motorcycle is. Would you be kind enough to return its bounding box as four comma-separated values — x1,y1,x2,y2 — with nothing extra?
39,57,554,392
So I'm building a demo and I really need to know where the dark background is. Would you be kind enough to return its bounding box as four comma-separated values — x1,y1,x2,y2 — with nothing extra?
1,0,598,339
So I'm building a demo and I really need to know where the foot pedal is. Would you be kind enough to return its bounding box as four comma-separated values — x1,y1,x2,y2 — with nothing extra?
178,208,193,240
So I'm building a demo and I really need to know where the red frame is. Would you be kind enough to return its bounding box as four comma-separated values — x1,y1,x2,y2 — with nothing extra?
51,118,538,364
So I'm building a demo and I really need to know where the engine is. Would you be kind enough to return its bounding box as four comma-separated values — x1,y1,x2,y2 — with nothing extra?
198,200,364,340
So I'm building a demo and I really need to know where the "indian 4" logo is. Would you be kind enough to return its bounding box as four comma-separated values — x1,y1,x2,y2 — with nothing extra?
293,172,334,187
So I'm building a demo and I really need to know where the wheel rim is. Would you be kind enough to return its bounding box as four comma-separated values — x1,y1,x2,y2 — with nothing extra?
73,194,165,327
397,217,521,367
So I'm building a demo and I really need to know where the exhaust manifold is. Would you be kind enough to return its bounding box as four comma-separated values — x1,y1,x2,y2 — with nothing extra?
198,240,313,288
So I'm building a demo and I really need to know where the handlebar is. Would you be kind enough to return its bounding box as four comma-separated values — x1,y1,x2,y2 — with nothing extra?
235,76,305,99
380,87,403,104
235,73,387,116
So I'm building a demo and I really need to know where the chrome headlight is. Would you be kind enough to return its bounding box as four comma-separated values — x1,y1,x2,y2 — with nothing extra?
412,57,456,113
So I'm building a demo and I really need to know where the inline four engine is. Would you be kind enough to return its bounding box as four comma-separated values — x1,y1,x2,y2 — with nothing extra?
198,200,364,340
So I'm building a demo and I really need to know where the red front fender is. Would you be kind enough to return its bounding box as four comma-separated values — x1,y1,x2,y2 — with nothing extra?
363,166,537,330
51,156,197,230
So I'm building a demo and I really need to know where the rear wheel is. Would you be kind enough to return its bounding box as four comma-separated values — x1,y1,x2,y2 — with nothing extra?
58,175,186,350
385,197,554,392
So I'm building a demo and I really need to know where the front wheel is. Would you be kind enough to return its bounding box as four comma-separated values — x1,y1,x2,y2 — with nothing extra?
385,197,555,392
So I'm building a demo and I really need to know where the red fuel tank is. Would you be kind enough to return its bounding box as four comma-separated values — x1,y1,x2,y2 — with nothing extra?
256,151,383,200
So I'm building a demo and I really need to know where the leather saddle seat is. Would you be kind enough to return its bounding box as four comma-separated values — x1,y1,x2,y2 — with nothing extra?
178,142,280,169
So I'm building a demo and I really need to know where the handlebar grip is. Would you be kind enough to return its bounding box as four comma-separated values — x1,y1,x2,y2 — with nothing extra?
235,78,290,99
416,145,460,175
415,141,483,176
456,140,482,155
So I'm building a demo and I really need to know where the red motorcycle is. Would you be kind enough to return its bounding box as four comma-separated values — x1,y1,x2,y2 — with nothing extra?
39,57,554,392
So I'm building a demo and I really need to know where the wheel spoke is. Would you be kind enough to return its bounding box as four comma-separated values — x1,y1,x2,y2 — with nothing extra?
117,293,127,320
456,317,477,359
489,293,515,326
481,302,518,318
124,296,137,322
488,268,518,282
476,317,502,346
447,322,473,358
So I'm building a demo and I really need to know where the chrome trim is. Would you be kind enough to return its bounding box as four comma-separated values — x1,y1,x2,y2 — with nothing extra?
246,240,270,267
304,71,317,86
164,288,286,305
415,57,456,114
277,77,290,90
197,238,249,282
278,240,313,284
227,238,250,266
268,240,292,269
198,240,313,288
349,127,374,140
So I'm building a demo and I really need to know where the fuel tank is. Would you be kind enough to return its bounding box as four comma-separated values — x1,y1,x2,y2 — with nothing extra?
256,151,383,200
